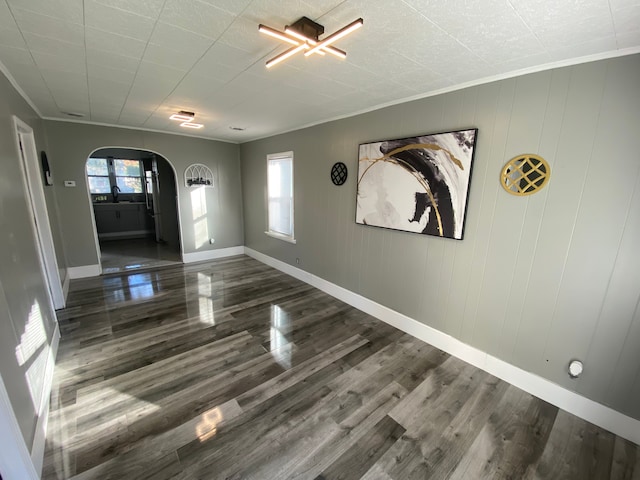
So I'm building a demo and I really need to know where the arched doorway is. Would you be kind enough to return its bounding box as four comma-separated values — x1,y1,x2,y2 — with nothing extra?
85,147,182,274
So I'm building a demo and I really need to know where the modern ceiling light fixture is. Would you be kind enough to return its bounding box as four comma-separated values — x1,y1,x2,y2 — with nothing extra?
259,16,363,68
169,110,204,129
304,18,363,57
180,122,204,129
266,44,308,69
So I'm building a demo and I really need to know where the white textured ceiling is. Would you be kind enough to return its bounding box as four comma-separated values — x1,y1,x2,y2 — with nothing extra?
0,0,638,142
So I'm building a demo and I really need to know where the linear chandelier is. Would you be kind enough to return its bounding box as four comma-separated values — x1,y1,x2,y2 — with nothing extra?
259,17,363,68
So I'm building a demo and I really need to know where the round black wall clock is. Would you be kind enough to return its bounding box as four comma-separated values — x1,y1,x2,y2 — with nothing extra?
330,162,348,186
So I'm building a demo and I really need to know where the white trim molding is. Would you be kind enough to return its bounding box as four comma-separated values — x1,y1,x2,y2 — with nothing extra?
68,264,102,279
30,322,60,476
182,246,245,264
13,116,65,310
0,374,39,480
244,247,640,446
62,271,70,303
247,47,640,143
97,230,153,240
265,231,297,244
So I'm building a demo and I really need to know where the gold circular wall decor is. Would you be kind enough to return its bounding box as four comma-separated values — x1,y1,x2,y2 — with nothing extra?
501,154,550,196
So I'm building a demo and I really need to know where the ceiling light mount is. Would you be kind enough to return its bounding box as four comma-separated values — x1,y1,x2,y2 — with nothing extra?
286,16,324,42
170,110,195,122
259,16,362,68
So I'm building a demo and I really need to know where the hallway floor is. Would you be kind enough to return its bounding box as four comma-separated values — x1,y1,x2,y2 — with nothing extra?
43,256,639,479
99,237,181,274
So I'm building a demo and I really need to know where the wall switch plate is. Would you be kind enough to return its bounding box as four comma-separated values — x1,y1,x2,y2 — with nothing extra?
64,180,76,187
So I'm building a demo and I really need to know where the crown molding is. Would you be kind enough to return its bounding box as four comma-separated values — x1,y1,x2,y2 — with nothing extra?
0,58,43,118
245,47,640,143
42,117,239,144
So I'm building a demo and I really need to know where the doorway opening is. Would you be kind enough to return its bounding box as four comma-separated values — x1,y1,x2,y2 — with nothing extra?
86,147,182,274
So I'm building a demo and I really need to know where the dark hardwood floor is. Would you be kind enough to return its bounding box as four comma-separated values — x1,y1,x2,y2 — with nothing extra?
99,237,181,274
43,255,640,479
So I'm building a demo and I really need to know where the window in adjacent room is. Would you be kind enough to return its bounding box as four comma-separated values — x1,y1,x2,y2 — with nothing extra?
266,151,295,243
86,157,111,194
113,159,143,193
87,157,145,199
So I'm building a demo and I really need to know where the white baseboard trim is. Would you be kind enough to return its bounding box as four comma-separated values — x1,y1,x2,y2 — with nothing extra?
30,322,60,476
0,374,39,479
98,230,152,240
68,264,101,279
62,270,70,304
183,246,245,264
244,247,640,445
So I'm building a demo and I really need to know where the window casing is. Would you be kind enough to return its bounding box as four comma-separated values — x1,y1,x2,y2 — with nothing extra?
266,152,295,243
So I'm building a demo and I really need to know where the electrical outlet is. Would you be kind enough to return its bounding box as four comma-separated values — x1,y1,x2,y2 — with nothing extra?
209,238,215,244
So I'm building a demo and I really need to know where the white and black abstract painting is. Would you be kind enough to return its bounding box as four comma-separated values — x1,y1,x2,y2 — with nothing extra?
356,129,478,240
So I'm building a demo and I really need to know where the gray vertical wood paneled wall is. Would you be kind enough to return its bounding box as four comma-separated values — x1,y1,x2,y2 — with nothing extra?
240,54,640,421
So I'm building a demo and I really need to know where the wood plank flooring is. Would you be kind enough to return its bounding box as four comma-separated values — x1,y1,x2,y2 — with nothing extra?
43,255,640,479
99,237,181,274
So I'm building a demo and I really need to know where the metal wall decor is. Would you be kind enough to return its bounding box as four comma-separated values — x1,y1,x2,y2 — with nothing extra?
40,151,53,186
330,162,348,185
185,163,214,187
501,154,550,196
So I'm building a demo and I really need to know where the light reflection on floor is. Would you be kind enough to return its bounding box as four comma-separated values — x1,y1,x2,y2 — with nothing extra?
102,272,158,302
197,273,215,325
196,406,222,442
270,305,292,369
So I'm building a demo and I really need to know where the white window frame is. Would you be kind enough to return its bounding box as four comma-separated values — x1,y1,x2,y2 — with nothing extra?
265,151,296,244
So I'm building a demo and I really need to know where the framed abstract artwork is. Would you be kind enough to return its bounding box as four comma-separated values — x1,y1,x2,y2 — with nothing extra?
356,128,478,240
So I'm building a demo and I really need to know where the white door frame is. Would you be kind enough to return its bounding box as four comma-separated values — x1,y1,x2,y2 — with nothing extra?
13,116,65,310
151,156,163,243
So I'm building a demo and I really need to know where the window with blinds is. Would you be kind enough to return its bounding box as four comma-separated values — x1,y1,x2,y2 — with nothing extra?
266,152,295,243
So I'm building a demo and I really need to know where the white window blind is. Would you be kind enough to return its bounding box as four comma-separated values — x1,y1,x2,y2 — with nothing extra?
267,152,295,242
